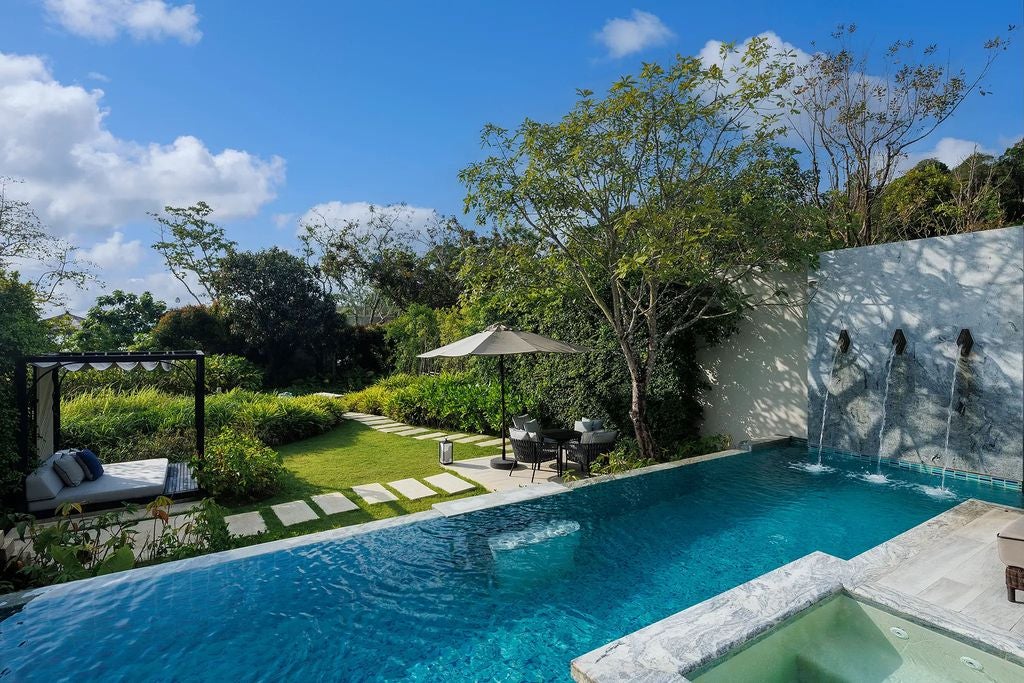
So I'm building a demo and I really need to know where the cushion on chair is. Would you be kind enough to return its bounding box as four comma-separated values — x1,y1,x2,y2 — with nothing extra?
25,462,65,502
580,429,617,445
72,452,95,481
512,414,531,429
53,454,86,487
998,517,1024,567
574,418,604,432
521,419,542,433
509,428,540,443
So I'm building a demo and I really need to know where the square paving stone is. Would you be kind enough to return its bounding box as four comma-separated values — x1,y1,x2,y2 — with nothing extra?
271,500,320,526
388,478,438,500
353,483,398,504
392,427,429,436
475,438,505,448
424,473,476,494
415,432,447,440
225,511,267,537
311,492,359,515
454,435,488,443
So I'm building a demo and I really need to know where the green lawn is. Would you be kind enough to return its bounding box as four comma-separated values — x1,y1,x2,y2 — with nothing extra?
223,420,486,544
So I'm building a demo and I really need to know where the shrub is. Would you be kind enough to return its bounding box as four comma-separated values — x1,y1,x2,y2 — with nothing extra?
61,388,346,463
193,429,283,503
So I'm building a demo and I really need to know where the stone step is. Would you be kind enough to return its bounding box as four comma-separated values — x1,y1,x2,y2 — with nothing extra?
311,492,360,515
392,427,430,436
424,473,475,494
376,425,412,433
224,511,268,537
353,483,398,504
454,435,488,444
438,433,467,441
415,432,448,440
388,478,438,500
475,438,505,448
270,500,320,526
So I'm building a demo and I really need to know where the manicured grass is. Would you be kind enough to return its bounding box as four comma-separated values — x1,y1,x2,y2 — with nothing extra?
223,420,486,544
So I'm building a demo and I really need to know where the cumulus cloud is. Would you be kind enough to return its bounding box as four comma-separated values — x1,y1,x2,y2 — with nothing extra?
43,0,202,44
901,137,993,171
0,51,285,233
80,231,143,270
297,201,438,238
595,10,673,58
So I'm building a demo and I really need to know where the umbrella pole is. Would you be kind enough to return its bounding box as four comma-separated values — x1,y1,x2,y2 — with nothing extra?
499,355,507,460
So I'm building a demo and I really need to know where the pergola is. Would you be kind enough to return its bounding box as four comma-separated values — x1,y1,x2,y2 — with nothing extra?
14,351,206,480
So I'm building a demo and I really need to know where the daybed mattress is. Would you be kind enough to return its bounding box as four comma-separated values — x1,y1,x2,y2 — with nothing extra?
28,458,169,512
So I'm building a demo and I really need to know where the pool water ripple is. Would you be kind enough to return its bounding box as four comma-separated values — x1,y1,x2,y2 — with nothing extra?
1,446,1020,682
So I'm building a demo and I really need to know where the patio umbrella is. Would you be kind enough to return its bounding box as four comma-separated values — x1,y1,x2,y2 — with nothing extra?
418,324,589,466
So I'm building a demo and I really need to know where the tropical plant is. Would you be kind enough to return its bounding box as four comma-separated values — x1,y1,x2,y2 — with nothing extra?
68,289,167,351
150,201,236,304
193,429,284,503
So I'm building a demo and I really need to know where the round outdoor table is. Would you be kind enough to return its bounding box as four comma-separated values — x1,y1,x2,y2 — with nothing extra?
541,428,581,476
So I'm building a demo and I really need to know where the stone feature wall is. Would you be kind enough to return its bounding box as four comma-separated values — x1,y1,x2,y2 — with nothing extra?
807,226,1024,481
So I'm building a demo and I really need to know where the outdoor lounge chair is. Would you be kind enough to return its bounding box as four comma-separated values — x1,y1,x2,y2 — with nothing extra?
25,450,170,514
508,428,559,482
564,430,617,475
997,516,1024,602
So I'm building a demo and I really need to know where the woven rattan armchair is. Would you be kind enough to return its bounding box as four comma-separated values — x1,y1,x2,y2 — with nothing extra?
564,430,617,475
508,434,559,482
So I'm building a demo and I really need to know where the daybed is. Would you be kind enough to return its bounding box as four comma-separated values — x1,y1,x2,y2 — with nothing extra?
25,451,169,514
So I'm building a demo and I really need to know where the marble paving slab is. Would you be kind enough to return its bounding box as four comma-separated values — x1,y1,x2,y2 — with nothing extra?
414,432,448,440
453,435,488,443
353,483,398,504
224,512,267,537
392,427,429,436
376,425,412,433
311,492,359,515
388,478,437,500
437,433,466,441
270,500,320,526
475,437,505,448
423,472,476,494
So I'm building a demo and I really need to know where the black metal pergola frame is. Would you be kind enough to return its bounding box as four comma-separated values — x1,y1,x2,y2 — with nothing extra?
14,350,205,495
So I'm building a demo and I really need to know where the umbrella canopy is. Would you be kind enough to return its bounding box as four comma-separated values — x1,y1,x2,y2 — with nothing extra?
418,324,589,358
418,324,589,467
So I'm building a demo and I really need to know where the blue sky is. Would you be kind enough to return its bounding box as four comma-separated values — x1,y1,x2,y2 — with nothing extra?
2,1,1022,312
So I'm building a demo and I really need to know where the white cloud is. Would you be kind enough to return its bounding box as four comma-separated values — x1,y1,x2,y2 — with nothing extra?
272,212,295,229
297,201,438,238
0,51,285,233
81,231,143,270
44,0,202,44
595,10,673,58
86,71,110,82
902,137,993,171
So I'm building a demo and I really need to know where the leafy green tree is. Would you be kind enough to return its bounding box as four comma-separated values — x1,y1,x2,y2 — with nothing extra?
0,270,49,501
461,48,820,459
146,304,238,353
879,160,956,239
213,248,342,383
792,24,1011,246
70,290,167,351
992,140,1024,224
150,202,236,304
384,304,441,373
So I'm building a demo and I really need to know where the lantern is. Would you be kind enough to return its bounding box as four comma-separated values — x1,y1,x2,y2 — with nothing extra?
438,438,454,465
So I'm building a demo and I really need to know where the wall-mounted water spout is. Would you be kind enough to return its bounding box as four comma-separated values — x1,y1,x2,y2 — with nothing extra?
892,329,907,355
956,328,974,357
838,329,851,354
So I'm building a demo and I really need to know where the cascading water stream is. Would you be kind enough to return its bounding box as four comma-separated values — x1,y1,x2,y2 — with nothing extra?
866,346,898,482
815,342,842,466
938,354,962,491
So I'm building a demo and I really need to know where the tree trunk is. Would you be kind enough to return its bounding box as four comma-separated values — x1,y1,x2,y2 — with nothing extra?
620,343,657,461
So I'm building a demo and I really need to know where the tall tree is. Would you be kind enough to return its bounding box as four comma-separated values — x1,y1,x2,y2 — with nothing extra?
0,177,92,304
70,290,168,351
992,140,1024,224
792,24,1012,246
213,248,341,382
461,47,820,459
150,202,236,304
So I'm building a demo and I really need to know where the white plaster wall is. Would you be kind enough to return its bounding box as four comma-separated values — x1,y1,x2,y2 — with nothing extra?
698,271,808,446
807,225,1024,481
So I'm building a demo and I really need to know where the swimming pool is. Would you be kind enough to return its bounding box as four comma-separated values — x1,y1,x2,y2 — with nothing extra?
2,446,1020,681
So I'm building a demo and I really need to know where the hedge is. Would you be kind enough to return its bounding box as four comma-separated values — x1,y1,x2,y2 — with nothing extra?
61,388,346,463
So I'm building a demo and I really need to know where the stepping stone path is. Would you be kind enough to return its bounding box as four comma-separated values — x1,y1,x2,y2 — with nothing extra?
388,478,438,500
224,511,267,537
271,500,320,526
393,427,429,436
454,435,488,443
377,425,412,433
424,473,475,494
415,432,447,440
439,433,467,441
312,492,359,515
475,437,505,448
361,417,393,425
353,483,398,504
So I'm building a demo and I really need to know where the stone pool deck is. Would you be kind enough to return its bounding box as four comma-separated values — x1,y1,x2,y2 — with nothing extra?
571,498,1024,682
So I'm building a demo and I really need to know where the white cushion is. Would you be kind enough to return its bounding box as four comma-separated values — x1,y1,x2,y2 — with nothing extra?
509,428,540,443
998,517,1024,567
521,419,542,433
512,414,531,429
574,419,604,432
53,454,86,487
581,429,617,445
25,463,65,502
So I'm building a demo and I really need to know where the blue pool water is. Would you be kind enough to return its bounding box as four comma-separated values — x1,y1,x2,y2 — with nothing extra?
2,447,1020,682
